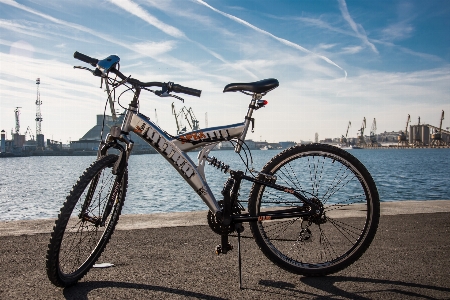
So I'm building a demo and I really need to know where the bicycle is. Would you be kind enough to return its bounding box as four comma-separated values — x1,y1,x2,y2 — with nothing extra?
46,52,380,288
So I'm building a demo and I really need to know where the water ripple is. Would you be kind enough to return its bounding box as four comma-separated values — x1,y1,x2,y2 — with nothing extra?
0,148,449,220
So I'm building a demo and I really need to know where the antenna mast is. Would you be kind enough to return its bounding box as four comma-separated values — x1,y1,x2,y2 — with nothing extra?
35,78,43,135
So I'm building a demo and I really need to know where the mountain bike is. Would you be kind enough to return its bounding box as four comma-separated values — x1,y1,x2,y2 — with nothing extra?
46,52,380,288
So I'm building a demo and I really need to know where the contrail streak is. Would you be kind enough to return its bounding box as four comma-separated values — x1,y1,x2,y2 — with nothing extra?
108,0,258,79
196,0,347,78
337,0,377,54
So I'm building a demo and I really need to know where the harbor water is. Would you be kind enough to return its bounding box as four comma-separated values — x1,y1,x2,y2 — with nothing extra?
0,148,449,221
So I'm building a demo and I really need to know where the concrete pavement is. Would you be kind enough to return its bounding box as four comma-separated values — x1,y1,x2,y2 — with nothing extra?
0,200,449,299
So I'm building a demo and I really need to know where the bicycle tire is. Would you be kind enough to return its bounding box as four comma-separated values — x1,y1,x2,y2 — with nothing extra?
46,154,128,287
248,144,379,276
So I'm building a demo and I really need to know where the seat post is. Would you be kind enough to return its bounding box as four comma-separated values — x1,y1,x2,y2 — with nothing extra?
234,93,261,153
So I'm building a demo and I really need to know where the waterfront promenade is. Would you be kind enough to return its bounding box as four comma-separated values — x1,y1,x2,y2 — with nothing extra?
0,200,449,299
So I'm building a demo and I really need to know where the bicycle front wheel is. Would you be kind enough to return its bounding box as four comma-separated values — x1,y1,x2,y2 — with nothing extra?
249,144,379,276
46,154,128,287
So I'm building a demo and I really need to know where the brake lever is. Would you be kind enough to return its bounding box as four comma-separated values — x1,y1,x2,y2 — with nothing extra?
73,66,102,76
171,94,184,103
154,90,184,102
155,90,170,97
74,66,94,72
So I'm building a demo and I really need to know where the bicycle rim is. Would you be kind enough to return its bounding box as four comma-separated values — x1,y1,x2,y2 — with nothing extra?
249,144,379,275
48,155,127,286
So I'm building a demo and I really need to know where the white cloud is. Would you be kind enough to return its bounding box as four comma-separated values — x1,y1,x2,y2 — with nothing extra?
341,45,363,54
0,18,48,39
381,22,414,41
318,43,337,50
133,41,177,57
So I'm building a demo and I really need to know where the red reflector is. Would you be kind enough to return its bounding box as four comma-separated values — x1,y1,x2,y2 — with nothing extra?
262,100,268,105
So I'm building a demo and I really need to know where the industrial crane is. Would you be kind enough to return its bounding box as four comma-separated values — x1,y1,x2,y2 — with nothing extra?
35,78,43,135
397,114,410,147
185,107,200,131
25,126,35,141
356,117,366,147
369,118,378,147
172,102,200,135
14,107,21,135
431,110,445,147
340,121,351,146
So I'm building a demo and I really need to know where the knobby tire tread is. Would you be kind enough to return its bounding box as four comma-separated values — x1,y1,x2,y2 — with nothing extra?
248,144,380,276
46,155,127,287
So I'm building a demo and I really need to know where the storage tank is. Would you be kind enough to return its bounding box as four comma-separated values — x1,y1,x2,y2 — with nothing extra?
422,126,430,145
409,125,414,143
1,130,5,152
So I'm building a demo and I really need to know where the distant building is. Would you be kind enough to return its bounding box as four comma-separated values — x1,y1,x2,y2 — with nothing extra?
70,114,155,152
279,141,296,149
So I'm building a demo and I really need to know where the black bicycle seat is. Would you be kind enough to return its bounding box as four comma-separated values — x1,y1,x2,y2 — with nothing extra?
223,78,279,94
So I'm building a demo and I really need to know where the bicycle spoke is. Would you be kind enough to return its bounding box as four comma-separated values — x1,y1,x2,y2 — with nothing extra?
326,217,364,242
261,218,300,241
250,144,379,275
318,225,338,262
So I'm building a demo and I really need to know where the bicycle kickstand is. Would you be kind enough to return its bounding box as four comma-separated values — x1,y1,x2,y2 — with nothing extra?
236,223,244,289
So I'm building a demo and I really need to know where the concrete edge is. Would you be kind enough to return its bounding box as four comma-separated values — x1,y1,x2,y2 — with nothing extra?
0,200,449,237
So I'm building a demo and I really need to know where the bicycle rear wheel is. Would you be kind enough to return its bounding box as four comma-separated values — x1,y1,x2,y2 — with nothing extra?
249,144,379,276
46,154,128,287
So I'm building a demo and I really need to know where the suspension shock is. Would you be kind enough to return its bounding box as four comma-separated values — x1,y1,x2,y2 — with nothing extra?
206,156,230,174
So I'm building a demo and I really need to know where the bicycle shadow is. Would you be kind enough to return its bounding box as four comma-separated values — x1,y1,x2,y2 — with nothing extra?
63,281,226,300
255,276,450,299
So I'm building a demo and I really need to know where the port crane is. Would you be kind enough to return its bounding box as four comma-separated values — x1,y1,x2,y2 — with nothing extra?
35,78,43,135
25,126,35,141
398,114,410,147
356,117,366,147
340,121,351,146
14,107,21,135
369,118,378,147
431,110,446,147
171,102,200,135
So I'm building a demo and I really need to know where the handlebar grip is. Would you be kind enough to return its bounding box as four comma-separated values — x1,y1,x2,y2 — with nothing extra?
172,84,202,97
74,51,98,67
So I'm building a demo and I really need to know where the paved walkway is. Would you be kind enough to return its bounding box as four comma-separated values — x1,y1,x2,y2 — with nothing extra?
0,200,449,299
1,200,449,236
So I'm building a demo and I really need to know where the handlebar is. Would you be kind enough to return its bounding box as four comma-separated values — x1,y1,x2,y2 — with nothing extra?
74,51,98,67
172,84,201,97
73,51,201,97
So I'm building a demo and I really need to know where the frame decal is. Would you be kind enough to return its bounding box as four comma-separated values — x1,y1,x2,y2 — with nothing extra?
128,113,246,214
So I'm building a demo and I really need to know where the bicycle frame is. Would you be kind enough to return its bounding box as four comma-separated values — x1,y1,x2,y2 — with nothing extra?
99,81,318,221
107,92,260,215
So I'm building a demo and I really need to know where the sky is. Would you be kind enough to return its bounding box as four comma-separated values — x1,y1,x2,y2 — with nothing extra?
0,0,449,144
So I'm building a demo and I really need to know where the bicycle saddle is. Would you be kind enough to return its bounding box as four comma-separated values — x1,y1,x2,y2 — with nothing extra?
223,78,279,94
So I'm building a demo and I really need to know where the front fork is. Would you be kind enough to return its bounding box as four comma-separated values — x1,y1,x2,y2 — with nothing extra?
80,130,133,226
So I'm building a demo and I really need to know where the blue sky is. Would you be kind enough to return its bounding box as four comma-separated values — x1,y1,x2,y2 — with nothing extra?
0,0,449,144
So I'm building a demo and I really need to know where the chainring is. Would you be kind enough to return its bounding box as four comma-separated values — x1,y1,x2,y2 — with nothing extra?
207,200,241,235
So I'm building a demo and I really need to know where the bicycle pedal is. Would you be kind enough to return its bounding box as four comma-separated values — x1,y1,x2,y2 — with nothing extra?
215,243,233,255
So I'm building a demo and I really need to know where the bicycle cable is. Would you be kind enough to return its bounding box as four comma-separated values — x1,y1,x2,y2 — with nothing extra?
229,139,257,178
